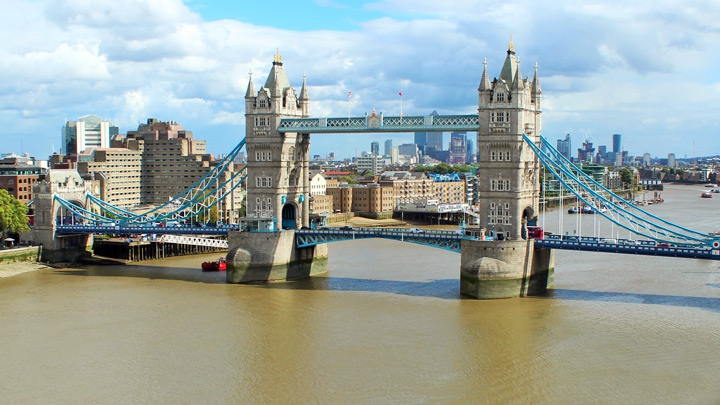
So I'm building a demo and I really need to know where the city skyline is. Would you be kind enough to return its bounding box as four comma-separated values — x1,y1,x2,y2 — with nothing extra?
2,1,720,160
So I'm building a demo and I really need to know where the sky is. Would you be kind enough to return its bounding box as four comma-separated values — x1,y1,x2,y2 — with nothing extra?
2,0,720,161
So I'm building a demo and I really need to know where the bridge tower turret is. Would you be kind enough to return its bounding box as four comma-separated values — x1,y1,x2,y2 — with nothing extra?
244,51,311,229
476,38,542,241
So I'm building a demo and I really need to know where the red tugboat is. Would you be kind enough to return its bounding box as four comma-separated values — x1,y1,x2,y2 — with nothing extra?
202,257,227,272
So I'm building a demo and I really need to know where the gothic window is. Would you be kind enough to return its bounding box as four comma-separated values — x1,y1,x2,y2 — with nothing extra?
490,151,497,161
496,92,505,102
255,151,260,161
505,151,511,161
259,99,267,108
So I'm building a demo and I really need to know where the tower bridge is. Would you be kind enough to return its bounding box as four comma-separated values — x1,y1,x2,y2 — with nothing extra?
32,42,720,299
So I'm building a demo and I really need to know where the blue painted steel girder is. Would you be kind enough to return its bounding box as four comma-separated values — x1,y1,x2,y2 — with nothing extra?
535,238,720,260
278,114,480,133
295,228,462,252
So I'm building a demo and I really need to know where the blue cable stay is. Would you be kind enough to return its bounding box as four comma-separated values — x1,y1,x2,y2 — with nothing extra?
538,136,709,240
538,136,711,244
122,137,246,222
534,135,710,246
54,138,246,226
525,134,716,247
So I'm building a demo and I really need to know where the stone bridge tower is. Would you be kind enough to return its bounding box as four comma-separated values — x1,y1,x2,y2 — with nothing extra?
476,39,542,240
33,169,95,262
244,51,311,229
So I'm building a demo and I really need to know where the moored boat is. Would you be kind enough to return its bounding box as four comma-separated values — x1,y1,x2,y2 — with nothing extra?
202,257,227,271
701,191,713,198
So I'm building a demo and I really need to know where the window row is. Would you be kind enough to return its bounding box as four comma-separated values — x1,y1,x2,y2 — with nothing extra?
490,179,511,191
255,151,272,161
254,117,269,126
255,198,272,211
491,111,509,123
255,177,273,188
489,150,512,161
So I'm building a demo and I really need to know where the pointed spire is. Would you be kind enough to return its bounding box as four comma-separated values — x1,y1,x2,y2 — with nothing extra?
299,72,309,101
531,61,542,96
245,71,255,98
512,59,524,90
479,57,491,91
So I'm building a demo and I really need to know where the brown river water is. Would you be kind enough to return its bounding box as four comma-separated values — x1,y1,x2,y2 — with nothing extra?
1,184,719,403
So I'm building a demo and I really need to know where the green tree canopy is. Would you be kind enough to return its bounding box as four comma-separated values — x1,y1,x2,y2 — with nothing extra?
620,168,634,187
0,189,30,234
414,163,471,174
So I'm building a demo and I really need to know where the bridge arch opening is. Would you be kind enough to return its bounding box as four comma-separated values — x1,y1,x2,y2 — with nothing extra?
521,206,535,240
281,203,297,230
54,199,85,226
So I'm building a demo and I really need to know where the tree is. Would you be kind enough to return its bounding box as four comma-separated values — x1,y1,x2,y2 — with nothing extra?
620,168,633,189
0,189,30,234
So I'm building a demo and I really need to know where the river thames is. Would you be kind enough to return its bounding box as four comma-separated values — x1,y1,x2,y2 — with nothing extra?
0,184,718,403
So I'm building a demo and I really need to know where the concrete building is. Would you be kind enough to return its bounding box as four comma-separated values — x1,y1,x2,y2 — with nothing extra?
370,141,380,156
111,118,242,223
357,153,384,175
62,115,119,155
76,148,142,208
668,153,676,168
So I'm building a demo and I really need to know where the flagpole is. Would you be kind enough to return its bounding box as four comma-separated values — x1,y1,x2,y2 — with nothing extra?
399,91,403,122
348,91,351,122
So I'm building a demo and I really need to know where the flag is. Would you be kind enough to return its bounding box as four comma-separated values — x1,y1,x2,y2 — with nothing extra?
399,91,402,97
348,91,352,98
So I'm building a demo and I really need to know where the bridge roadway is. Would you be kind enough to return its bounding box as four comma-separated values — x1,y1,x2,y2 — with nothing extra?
56,225,720,260
56,224,240,236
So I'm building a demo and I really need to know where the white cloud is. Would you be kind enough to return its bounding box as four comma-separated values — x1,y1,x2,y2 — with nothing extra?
1,0,719,159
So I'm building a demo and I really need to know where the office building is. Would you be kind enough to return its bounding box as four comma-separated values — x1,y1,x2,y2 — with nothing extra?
62,115,119,155
449,132,467,164
384,139,393,156
557,134,572,160
370,141,380,156
612,134,622,154
77,148,142,208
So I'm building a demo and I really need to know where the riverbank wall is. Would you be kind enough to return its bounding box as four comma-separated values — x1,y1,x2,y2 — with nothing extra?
0,246,41,265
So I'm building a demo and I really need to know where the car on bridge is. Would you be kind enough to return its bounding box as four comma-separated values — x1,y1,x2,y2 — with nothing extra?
409,228,425,233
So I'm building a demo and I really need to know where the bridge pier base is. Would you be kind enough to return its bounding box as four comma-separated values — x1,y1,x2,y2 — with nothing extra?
225,230,328,283
460,240,554,299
